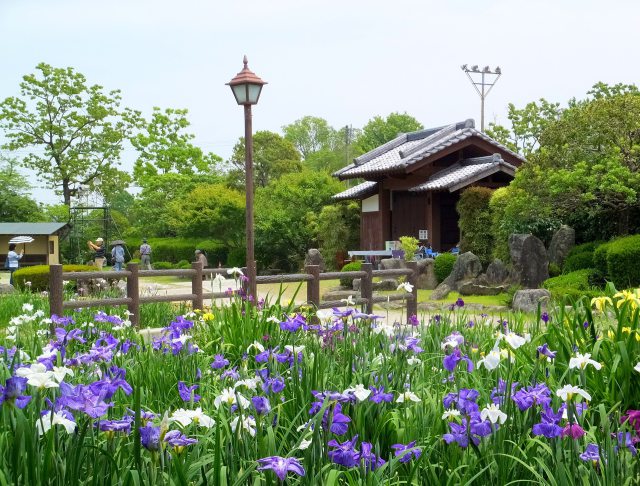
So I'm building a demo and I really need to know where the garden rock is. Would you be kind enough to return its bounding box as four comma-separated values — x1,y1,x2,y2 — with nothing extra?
352,278,361,291
458,282,508,296
443,252,483,288
485,259,510,285
322,289,360,302
509,234,549,288
430,283,452,300
512,289,551,313
415,258,438,290
548,225,575,267
304,249,325,272
379,258,404,271
373,279,398,291
0,284,17,294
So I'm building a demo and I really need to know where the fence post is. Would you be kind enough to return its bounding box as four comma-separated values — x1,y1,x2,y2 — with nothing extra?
361,262,373,314
49,264,64,334
405,261,418,322
127,262,140,328
192,261,204,311
305,265,320,308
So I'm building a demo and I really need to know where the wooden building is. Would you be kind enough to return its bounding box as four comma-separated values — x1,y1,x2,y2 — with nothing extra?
0,222,69,266
333,120,525,251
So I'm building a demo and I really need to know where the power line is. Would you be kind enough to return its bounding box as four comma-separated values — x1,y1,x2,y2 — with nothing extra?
460,64,502,132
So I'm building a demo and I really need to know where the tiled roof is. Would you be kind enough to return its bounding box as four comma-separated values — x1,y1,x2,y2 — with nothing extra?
0,222,68,235
409,155,516,192
332,181,378,201
335,119,525,179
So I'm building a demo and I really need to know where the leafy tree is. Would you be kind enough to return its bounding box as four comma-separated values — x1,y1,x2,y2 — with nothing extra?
38,204,70,223
255,170,344,271
131,107,221,183
282,116,339,158
0,157,41,222
355,112,423,153
0,63,134,206
308,201,360,270
456,187,494,266
167,184,245,246
226,131,301,189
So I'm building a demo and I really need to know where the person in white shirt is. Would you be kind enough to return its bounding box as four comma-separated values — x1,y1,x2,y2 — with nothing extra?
6,243,24,286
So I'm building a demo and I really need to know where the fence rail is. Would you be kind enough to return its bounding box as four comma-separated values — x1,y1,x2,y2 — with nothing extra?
48,261,418,328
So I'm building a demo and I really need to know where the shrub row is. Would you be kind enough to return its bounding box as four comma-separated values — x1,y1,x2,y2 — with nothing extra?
125,238,229,265
12,265,97,292
340,261,362,288
599,235,640,289
434,253,457,283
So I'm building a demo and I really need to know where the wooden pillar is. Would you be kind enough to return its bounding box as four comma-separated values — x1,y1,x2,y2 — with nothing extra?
406,261,418,322
379,188,391,246
361,262,373,314
305,265,320,308
192,261,204,311
49,264,63,334
429,192,441,251
127,263,140,328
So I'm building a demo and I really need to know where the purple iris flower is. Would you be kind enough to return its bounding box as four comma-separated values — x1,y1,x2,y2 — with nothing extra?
139,425,161,451
99,419,132,434
164,430,198,448
255,349,271,363
369,386,393,404
58,382,113,418
119,339,138,354
561,423,585,439
532,421,563,439
327,403,351,435
443,349,461,372
55,327,86,344
616,432,638,456
279,314,306,332
328,435,360,467
210,354,229,369
262,377,285,394
511,384,551,411
221,367,240,380
332,308,355,319
52,314,75,327
257,456,305,481
89,366,133,399
443,388,480,415
540,312,549,323
0,376,31,409
178,382,201,403
491,379,518,405
536,343,556,360
455,297,464,308
391,441,422,463
579,443,601,462
443,421,470,448
360,442,386,470
251,396,271,415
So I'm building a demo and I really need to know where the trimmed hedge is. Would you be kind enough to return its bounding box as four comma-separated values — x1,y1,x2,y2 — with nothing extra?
152,261,174,270
124,238,229,265
543,268,603,303
602,235,640,289
12,264,96,291
456,186,494,266
563,252,596,273
592,242,611,276
340,261,362,288
434,253,457,283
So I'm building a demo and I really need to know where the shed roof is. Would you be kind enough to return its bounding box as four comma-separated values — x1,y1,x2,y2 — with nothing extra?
334,119,524,179
0,222,69,235
332,181,378,201
408,155,516,193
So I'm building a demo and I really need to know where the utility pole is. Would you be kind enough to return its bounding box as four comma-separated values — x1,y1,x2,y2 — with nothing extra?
461,65,502,131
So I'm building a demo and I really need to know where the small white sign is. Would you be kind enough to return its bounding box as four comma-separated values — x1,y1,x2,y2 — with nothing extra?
418,230,428,240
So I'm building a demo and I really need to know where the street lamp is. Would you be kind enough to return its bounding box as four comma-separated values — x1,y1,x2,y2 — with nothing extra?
227,55,267,300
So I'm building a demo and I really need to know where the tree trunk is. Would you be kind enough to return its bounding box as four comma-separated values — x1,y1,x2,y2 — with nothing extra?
62,179,71,207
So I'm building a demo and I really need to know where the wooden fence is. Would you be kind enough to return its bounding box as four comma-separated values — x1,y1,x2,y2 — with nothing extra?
48,261,418,327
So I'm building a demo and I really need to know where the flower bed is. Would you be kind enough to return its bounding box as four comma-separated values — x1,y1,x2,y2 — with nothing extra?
0,288,639,483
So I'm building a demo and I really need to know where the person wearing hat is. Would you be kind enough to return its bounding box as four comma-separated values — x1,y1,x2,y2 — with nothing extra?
140,238,152,270
88,238,106,270
194,249,208,269
111,242,125,271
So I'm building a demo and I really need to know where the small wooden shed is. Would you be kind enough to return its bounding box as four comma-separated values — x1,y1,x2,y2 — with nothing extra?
332,119,525,252
0,222,69,266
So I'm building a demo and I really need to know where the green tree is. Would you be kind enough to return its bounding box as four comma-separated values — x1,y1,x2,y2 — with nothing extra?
355,112,423,153
131,107,221,183
255,170,344,271
308,201,360,270
0,157,41,222
0,63,134,206
166,184,245,246
282,116,339,158
226,131,301,189
456,187,495,266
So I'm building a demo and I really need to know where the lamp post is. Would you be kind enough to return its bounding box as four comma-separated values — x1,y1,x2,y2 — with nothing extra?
227,56,267,300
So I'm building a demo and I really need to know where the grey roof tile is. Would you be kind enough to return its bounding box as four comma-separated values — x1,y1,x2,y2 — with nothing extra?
332,181,378,200
0,222,69,235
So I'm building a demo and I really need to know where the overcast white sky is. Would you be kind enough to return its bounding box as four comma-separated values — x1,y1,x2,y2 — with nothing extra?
2,0,640,204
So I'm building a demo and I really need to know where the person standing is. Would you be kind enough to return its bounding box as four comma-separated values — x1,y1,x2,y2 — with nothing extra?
194,249,208,268
6,243,24,286
112,243,125,271
88,238,106,270
140,239,152,270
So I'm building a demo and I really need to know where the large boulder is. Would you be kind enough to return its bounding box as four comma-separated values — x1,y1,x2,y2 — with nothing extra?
430,283,452,300
0,283,17,294
373,279,399,291
458,282,508,296
509,234,549,288
485,259,511,285
415,258,438,290
379,258,404,271
442,252,483,289
512,289,551,313
548,225,575,267
304,249,325,272
322,289,360,302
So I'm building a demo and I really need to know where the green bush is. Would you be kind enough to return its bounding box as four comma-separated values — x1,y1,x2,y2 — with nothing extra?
175,260,191,269
543,269,595,291
457,186,494,266
563,252,596,273
547,287,601,303
603,235,640,289
548,263,561,277
227,247,246,269
592,242,611,275
152,261,174,270
434,253,457,283
12,264,96,291
124,238,228,265
340,261,362,288
399,236,418,261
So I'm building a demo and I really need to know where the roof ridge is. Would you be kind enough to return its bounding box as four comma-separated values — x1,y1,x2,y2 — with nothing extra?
398,124,457,159
354,133,408,166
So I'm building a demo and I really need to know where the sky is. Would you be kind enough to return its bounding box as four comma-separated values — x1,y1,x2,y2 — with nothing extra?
1,0,640,204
